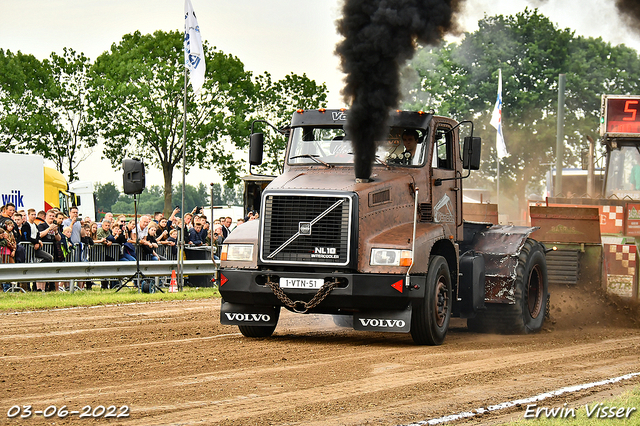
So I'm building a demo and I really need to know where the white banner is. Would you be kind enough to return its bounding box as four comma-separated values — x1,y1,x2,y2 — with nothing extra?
490,68,508,159
184,0,205,94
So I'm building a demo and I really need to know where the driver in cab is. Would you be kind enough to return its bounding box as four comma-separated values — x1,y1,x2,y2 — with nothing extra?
389,129,420,165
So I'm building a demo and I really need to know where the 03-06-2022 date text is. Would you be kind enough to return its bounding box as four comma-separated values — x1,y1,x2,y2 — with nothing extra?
7,405,130,419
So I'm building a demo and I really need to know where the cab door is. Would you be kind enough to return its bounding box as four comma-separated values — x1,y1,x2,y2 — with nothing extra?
430,122,462,241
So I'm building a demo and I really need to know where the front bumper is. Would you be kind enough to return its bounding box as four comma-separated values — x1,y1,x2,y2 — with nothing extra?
218,269,426,313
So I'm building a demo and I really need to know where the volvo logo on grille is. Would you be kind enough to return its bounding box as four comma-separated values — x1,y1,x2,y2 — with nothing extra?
299,222,312,235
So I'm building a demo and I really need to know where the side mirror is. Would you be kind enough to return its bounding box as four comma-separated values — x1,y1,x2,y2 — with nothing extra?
463,136,481,170
249,133,264,166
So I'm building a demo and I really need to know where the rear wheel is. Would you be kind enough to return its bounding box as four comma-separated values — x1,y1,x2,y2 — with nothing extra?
238,306,281,338
411,255,452,345
467,239,548,334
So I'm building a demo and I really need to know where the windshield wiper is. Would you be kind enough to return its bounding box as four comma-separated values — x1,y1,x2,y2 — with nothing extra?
290,154,333,168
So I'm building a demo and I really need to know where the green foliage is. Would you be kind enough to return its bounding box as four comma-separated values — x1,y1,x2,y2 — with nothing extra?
101,182,243,215
253,72,328,175
0,49,53,154
1,30,328,207
42,48,98,181
171,182,210,212
88,30,256,215
401,9,640,214
0,48,98,181
95,182,120,212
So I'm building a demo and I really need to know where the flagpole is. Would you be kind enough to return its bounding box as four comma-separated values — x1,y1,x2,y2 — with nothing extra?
181,0,205,289
179,67,187,291
490,68,506,218
497,155,500,215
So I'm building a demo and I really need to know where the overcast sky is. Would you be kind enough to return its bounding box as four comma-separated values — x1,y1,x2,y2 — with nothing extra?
1,0,639,189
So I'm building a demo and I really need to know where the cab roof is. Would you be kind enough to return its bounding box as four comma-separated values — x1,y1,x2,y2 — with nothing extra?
290,109,434,130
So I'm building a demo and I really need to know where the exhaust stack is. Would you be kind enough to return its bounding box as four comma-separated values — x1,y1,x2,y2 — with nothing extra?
336,0,464,180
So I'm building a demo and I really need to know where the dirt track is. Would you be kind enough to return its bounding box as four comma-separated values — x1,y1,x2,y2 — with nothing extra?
1,284,639,426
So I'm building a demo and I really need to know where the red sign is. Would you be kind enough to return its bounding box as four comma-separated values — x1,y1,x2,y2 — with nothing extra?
605,97,640,134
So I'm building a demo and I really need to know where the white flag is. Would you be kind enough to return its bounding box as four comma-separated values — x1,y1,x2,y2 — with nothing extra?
184,0,205,95
490,69,508,159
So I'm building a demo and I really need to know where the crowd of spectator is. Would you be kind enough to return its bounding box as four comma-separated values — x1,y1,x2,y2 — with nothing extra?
0,202,253,292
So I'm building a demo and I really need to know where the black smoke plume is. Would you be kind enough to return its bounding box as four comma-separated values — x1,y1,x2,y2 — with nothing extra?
615,0,640,32
336,0,464,180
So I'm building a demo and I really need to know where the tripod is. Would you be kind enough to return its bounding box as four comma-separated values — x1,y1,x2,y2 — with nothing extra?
115,194,162,292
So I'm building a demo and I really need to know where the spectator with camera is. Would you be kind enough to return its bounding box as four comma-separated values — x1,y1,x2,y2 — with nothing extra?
38,209,61,291
62,206,82,251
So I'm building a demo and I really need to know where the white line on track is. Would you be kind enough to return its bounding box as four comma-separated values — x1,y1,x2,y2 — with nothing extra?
400,372,640,426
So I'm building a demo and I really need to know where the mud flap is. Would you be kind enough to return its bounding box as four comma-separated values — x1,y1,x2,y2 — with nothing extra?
353,306,412,333
220,300,279,326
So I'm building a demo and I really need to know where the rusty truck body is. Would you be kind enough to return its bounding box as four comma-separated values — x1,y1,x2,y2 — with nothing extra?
218,109,549,345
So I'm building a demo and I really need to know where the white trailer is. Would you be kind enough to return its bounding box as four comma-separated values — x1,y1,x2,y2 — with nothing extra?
0,153,45,212
68,181,96,221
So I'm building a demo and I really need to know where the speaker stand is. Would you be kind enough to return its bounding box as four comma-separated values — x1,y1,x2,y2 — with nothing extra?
115,194,152,292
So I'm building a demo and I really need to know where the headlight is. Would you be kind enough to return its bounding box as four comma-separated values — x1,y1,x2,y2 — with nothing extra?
221,244,253,261
370,248,412,266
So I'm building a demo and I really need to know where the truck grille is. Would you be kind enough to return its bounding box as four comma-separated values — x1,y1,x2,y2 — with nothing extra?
261,194,352,265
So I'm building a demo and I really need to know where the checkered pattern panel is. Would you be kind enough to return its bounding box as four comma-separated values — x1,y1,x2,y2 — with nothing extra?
601,205,625,234
605,243,637,276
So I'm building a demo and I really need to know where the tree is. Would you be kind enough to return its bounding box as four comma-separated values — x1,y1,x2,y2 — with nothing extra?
89,30,256,217
253,72,328,175
221,185,242,206
95,182,120,212
89,30,328,216
0,49,52,154
0,48,98,181
42,48,98,181
210,183,223,206
171,183,210,212
401,9,640,217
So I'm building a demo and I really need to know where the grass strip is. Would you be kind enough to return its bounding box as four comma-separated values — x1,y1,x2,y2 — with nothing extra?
0,285,219,312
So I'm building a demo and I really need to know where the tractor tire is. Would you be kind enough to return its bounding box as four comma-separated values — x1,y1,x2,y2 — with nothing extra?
237,306,281,338
467,238,548,334
411,255,452,345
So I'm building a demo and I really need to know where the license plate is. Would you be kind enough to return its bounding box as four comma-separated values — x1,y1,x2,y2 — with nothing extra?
279,278,324,289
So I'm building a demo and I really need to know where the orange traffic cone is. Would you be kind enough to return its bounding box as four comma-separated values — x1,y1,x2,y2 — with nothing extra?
169,270,178,293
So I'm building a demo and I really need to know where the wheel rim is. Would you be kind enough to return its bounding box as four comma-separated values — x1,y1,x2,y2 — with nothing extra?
434,275,449,327
527,264,543,318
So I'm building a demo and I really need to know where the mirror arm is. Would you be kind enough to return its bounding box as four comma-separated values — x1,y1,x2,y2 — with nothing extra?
434,169,471,186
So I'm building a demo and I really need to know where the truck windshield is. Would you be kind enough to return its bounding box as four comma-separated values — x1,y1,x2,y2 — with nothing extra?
288,126,427,166
605,145,640,198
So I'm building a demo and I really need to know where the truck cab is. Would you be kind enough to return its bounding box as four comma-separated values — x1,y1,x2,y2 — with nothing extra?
219,109,547,345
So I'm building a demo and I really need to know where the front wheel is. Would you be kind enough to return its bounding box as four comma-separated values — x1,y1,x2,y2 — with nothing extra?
411,255,452,345
238,306,281,338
